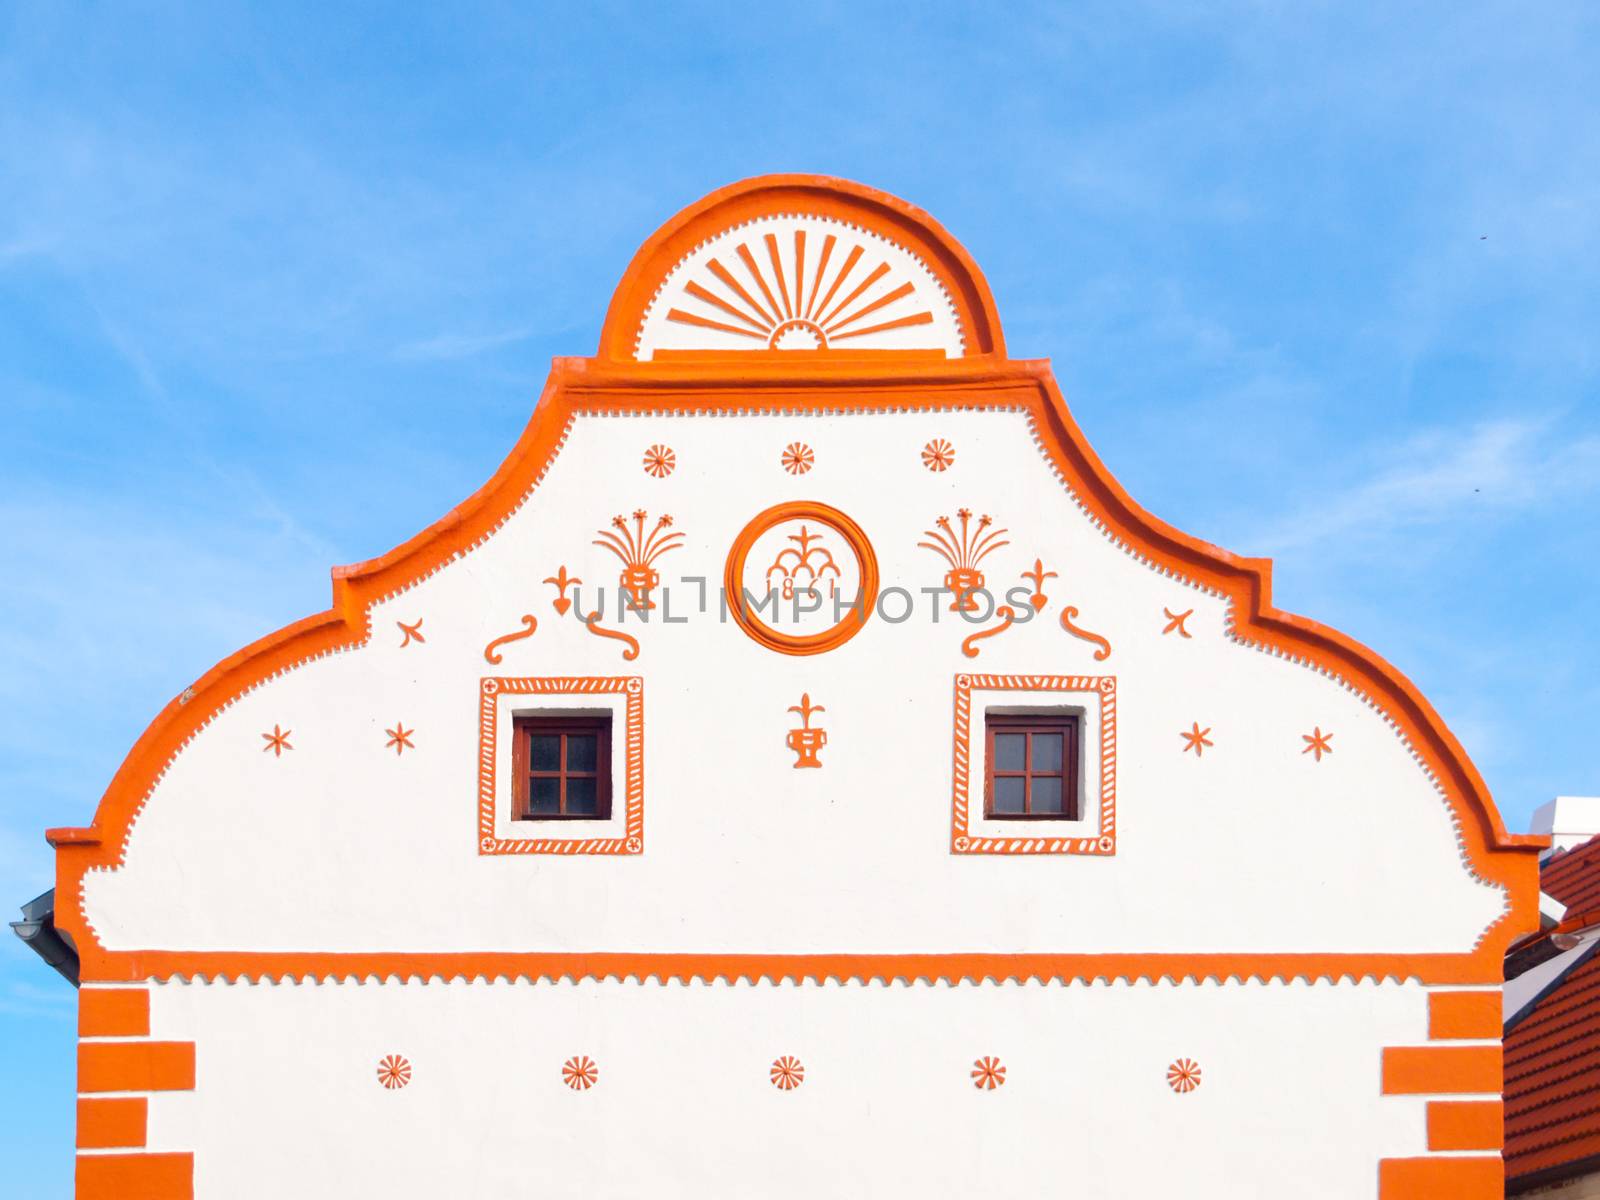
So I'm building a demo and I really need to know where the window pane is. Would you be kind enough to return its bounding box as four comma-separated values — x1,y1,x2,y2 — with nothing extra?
1031,776,1064,815
530,735,560,772
1031,732,1063,773
993,776,1026,814
567,734,598,772
994,733,1026,772
529,776,560,815
566,776,598,816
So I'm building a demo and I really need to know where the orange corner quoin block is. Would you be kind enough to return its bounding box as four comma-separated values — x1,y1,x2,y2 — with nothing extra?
1381,1044,1502,1095
1427,1099,1504,1151
76,1152,193,1199
1428,989,1503,1040
78,1041,196,1093
1379,1155,1502,1198
79,987,151,1037
76,1096,148,1149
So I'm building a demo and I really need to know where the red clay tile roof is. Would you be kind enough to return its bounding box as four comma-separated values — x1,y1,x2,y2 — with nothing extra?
1506,836,1600,1182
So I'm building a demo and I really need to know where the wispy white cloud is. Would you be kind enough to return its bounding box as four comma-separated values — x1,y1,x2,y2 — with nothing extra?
1250,417,1600,558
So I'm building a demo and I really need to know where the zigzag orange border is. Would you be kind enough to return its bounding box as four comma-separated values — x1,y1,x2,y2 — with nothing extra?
477,676,644,855
45,175,1543,988
952,674,1117,855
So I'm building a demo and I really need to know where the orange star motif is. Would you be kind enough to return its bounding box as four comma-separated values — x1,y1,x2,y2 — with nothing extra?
1302,727,1334,762
1181,723,1213,757
1162,607,1194,638
261,725,293,757
385,723,415,755
397,618,425,647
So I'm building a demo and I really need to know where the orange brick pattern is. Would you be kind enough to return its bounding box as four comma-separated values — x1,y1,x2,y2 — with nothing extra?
1378,989,1504,1196
76,987,194,1198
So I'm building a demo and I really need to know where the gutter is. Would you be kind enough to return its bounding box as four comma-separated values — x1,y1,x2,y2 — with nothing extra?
9,889,79,987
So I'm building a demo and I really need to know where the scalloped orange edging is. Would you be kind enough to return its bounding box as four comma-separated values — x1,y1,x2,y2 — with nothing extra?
47,175,1542,989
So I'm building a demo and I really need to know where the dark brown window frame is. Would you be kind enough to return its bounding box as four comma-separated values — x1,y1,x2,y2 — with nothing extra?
511,715,613,821
983,713,1081,820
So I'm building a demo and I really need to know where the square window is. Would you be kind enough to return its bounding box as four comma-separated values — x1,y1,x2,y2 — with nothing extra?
513,715,612,821
983,715,1080,820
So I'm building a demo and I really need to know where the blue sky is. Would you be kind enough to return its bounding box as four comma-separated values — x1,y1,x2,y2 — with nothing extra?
2,2,1597,1191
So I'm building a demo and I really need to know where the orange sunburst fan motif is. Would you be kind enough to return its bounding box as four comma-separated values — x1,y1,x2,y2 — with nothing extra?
664,229,936,351
770,1056,805,1090
971,1056,1007,1090
562,1055,599,1091
376,1054,411,1090
1167,1058,1202,1093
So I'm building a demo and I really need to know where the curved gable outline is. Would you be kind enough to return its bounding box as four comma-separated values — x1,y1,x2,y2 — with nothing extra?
49,178,1542,986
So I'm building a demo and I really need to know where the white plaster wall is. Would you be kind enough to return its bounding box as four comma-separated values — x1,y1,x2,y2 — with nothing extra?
83,408,1505,953
144,978,1431,1199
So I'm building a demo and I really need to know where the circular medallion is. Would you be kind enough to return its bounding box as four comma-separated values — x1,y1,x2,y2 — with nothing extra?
723,501,879,656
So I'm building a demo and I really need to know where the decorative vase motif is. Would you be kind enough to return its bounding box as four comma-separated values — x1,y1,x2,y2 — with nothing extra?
786,693,827,769
620,565,660,610
944,567,985,613
594,511,683,614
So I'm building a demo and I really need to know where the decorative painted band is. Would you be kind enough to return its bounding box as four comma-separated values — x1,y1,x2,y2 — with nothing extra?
1381,1045,1502,1095
76,1097,147,1149
78,1041,196,1093
79,988,150,1038
1427,1100,1504,1152
1378,1155,1500,1199
76,1152,193,1200
77,950,1506,987
1427,990,1502,1040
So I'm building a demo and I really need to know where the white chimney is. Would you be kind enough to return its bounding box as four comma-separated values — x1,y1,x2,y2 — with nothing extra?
1530,796,1600,857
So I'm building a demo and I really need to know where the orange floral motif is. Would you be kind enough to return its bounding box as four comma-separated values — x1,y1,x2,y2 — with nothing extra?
1162,607,1194,638
385,723,415,756
594,510,685,611
261,725,293,757
1181,723,1213,757
1167,1058,1202,1094
770,1056,805,1091
922,438,955,472
1302,727,1334,762
786,693,827,768
376,1054,411,1090
397,619,425,647
562,1055,598,1091
781,442,814,475
920,509,1009,612
971,1056,1007,1090
642,444,676,478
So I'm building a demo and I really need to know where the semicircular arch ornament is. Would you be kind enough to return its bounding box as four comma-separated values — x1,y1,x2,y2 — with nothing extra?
636,214,964,361
724,500,879,656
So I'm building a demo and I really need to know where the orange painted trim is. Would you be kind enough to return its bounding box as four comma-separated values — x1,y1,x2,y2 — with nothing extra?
1428,990,1502,1040
65,950,1506,986
77,1152,193,1199
78,1041,195,1093
48,346,1543,984
1427,1100,1503,1151
77,1097,147,1149
951,674,1117,855
598,174,1005,359
1378,1155,1500,1199
79,988,150,1038
477,676,643,855
722,500,880,656
1381,1045,1501,1095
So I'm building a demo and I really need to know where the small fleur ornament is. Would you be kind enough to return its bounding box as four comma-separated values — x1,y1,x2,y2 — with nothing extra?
770,1056,805,1091
971,1056,1007,1090
376,1054,412,1090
